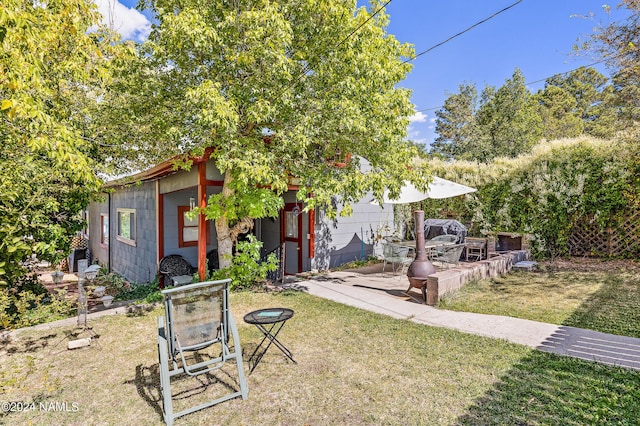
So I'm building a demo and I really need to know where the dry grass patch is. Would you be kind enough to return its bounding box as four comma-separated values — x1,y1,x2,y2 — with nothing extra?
2,286,639,425
1,290,529,425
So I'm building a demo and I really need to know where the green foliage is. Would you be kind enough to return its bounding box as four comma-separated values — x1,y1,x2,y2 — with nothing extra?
432,66,624,162
586,0,640,132
102,0,429,268
421,137,637,259
433,83,479,159
433,69,544,162
430,13,640,161
534,85,584,140
210,235,278,291
0,0,127,290
114,281,162,304
92,267,132,297
203,186,284,224
0,278,74,330
475,69,543,161
336,256,380,270
538,67,615,139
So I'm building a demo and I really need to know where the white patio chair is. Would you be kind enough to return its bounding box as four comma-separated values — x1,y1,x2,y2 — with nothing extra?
382,243,412,275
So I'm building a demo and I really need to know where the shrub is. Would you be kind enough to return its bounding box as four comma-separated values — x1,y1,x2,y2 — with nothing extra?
415,137,638,259
92,267,131,296
114,281,162,304
0,277,75,330
210,235,278,291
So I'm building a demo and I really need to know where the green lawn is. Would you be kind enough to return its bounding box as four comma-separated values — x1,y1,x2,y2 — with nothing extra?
2,286,640,425
438,260,640,338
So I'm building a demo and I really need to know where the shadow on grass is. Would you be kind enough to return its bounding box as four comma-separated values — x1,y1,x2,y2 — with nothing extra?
1,332,60,355
126,364,164,420
127,355,246,423
457,350,640,425
352,284,420,302
459,270,640,424
561,274,640,338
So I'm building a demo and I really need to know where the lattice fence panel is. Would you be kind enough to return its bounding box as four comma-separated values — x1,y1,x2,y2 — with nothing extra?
568,208,640,258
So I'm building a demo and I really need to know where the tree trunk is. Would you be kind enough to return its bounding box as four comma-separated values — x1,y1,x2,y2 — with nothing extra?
215,169,235,270
214,169,255,270
215,215,234,270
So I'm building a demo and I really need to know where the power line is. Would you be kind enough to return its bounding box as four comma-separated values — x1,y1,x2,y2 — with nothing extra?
403,0,523,64
524,53,624,86
414,55,622,113
337,0,394,49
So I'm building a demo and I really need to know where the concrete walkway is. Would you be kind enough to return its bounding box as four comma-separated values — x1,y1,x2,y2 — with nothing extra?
293,268,640,371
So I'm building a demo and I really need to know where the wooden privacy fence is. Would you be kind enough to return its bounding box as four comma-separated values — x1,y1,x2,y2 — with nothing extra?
568,208,640,258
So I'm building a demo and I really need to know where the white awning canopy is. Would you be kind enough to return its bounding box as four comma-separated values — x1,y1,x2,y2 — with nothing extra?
373,176,477,205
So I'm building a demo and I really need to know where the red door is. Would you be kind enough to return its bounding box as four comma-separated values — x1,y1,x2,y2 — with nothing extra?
281,204,303,275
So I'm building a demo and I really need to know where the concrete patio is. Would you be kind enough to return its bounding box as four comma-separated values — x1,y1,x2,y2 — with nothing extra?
292,258,640,371
335,250,531,305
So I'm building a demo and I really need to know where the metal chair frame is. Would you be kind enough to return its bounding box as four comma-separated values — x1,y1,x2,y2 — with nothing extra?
157,279,248,425
431,243,466,269
382,243,412,275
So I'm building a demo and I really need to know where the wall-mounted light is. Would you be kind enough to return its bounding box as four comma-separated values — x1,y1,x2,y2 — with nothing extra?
189,196,196,210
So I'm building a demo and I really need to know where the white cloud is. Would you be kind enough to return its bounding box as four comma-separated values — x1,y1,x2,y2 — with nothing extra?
94,0,151,41
407,126,423,141
408,111,427,123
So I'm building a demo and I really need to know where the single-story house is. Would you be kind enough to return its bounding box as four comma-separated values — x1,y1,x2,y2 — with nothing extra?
87,152,396,284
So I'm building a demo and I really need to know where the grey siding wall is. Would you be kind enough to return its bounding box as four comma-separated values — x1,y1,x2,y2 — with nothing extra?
158,168,197,194
313,195,395,270
110,182,158,284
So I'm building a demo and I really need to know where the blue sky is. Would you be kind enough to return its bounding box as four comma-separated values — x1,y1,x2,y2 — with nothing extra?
100,0,627,148
368,1,625,147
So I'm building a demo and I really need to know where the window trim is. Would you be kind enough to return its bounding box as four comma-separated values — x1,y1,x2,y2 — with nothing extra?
100,213,109,247
178,206,209,248
116,208,136,246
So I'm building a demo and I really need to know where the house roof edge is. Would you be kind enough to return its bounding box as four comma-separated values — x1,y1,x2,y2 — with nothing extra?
102,148,213,189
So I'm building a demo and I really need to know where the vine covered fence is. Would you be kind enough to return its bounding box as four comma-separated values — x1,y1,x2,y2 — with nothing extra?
568,208,640,258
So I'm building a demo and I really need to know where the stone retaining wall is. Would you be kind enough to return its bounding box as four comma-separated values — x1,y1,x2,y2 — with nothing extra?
425,250,530,305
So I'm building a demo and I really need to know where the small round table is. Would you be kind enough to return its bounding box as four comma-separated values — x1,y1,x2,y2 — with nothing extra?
243,308,296,373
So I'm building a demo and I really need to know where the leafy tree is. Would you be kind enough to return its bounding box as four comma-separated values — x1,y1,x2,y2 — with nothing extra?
0,0,121,288
542,67,616,138
113,0,427,269
432,83,479,159
587,0,640,131
475,69,543,161
534,85,584,140
433,69,544,162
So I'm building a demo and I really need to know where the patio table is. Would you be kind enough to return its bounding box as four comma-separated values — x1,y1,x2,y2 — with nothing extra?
243,308,296,373
393,240,456,259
